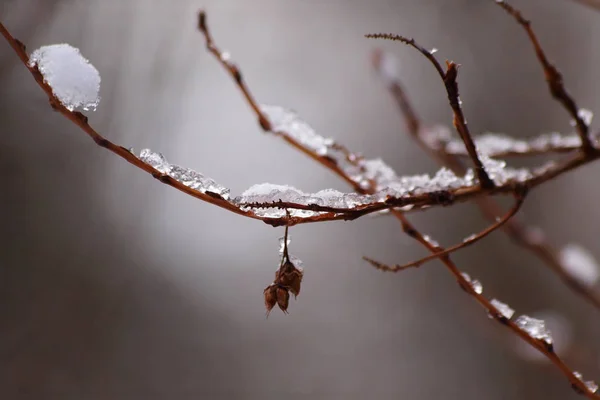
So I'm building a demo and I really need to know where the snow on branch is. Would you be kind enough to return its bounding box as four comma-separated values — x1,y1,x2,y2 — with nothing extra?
196,3,600,396
1,0,600,397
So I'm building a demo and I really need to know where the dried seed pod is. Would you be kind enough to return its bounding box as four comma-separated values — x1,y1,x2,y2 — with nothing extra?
263,284,277,316
282,269,303,298
276,286,290,314
276,260,304,298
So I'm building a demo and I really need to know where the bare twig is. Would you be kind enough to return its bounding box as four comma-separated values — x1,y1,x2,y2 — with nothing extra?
364,192,526,272
365,33,495,189
198,11,600,397
496,0,595,154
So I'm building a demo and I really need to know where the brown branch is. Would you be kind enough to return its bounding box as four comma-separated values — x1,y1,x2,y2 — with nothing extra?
0,22,273,220
0,16,595,230
373,48,600,311
239,150,596,217
198,11,600,397
495,0,595,154
364,33,495,189
1,9,597,397
364,192,526,272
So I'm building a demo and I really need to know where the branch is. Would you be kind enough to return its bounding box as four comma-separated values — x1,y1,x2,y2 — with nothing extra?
495,0,596,154
364,192,526,272
1,17,596,231
198,10,599,397
364,33,495,189
372,48,600,312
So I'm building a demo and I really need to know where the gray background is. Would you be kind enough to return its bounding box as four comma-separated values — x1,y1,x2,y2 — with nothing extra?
1,0,599,399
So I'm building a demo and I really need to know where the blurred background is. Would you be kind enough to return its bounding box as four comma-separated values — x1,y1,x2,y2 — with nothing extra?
1,0,599,398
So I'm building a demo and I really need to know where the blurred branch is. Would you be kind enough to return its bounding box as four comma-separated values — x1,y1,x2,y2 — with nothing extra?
441,131,599,158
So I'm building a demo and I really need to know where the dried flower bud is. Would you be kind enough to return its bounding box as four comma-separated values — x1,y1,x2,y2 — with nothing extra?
276,260,304,298
263,284,277,316
276,286,290,313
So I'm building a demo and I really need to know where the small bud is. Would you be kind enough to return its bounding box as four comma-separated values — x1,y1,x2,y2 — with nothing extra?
276,286,290,313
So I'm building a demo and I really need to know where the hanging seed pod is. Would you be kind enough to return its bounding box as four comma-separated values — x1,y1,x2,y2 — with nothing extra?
276,286,290,313
263,284,278,316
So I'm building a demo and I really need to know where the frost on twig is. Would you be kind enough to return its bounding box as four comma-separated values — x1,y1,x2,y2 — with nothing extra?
515,314,554,347
489,299,515,320
443,130,600,158
139,149,231,200
574,372,600,395
513,311,571,362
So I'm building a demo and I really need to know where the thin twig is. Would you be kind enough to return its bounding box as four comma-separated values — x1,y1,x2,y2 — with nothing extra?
198,11,600,397
495,0,595,154
365,33,495,189
364,192,526,272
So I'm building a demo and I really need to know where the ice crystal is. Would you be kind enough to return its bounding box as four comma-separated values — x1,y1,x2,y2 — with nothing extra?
489,299,514,319
423,235,440,248
235,183,375,209
514,311,571,362
260,105,332,156
29,44,100,111
514,315,553,345
279,235,291,256
571,108,594,127
574,372,599,394
139,149,170,174
139,149,230,199
463,234,478,243
461,272,483,294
